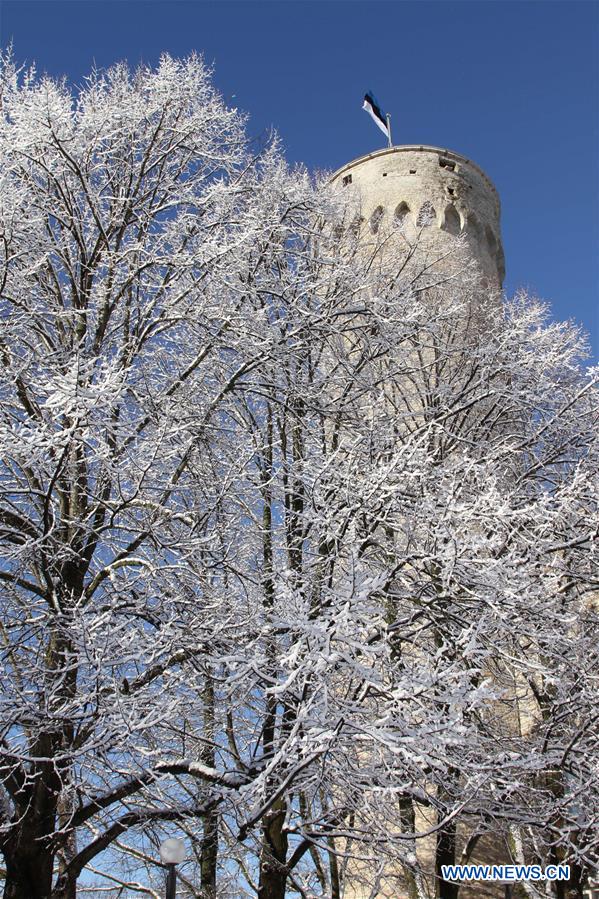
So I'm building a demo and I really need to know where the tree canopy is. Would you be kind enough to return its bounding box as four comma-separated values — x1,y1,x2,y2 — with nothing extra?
0,52,597,899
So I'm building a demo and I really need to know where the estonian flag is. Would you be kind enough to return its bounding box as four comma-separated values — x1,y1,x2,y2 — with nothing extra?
362,91,389,139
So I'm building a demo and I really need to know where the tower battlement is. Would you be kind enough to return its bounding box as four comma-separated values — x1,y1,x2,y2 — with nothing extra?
331,145,505,285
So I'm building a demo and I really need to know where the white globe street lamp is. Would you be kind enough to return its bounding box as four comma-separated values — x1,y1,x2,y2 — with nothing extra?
159,838,186,899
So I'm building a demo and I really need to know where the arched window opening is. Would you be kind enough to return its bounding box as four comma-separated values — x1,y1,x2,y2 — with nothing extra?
416,201,436,228
394,201,411,228
370,206,385,234
442,205,461,236
485,225,497,254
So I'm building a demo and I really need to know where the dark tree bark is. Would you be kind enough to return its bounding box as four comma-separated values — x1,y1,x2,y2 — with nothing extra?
2,628,77,899
3,846,55,899
256,412,290,899
200,811,219,898
257,799,289,899
200,674,219,898
436,818,458,899
436,782,458,899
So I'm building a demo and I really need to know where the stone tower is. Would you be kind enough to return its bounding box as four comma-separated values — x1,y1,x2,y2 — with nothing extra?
331,145,505,288
328,147,510,899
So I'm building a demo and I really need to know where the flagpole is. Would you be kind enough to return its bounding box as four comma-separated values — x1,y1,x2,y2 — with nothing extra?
386,114,392,148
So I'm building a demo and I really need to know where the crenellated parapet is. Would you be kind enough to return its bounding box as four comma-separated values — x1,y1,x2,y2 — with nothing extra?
331,145,505,286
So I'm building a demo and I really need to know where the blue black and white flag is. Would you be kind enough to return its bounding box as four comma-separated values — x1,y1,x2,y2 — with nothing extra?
362,91,389,139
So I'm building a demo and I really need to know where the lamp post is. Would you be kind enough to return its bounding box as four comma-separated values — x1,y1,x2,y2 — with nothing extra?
159,838,186,899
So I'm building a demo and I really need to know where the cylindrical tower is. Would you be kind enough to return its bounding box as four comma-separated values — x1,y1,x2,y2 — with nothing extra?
331,145,504,287
330,150,511,899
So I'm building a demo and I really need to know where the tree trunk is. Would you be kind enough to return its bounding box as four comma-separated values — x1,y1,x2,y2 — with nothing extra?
2,626,78,899
258,800,289,899
3,845,55,899
327,835,341,899
51,873,77,899
257,414,289,899
436,811,458,899
200,807,219,897
200,674,219,896
399,796,425,899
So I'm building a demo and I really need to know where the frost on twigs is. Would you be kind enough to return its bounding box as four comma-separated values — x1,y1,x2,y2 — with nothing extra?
0,50,597,899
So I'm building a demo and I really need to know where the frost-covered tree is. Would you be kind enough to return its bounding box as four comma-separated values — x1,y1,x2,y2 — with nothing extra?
0,51,278,899
0,52,597,899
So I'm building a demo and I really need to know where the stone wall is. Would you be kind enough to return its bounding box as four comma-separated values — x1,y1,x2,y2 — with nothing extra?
327,148,518,898
331,146,505,288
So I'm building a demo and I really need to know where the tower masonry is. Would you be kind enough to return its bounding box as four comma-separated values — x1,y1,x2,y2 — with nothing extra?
331,148,516,899
331,145,505,287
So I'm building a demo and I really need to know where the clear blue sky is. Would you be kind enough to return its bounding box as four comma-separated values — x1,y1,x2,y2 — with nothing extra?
1,0,597,358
